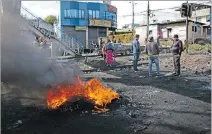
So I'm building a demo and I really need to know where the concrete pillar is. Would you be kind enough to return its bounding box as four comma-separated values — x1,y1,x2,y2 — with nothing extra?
86,26,88,49
97,27,99,42
2,0,21,14
106,27,110,37
50,42,53,58
71,38,74,48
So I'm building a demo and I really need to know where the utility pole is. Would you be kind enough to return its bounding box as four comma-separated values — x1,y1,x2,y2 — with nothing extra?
146,1,150,41
185,0,189,54
132,1,135,40
193,6,198,44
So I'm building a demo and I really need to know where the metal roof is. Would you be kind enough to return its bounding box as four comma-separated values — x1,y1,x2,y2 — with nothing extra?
140,19,206,27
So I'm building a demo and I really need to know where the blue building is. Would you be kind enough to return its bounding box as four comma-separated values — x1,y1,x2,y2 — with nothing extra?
59,1,117,48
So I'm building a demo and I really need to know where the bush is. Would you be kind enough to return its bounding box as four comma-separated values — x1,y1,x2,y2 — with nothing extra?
187,44,211,52
160,38,174,47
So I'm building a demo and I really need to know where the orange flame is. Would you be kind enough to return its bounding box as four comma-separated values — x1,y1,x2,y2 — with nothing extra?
46,76,120,111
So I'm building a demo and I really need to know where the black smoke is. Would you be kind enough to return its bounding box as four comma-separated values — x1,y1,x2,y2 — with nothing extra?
1,0,83,105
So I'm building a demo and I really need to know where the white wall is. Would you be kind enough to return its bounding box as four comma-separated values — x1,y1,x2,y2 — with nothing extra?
135,25,158,45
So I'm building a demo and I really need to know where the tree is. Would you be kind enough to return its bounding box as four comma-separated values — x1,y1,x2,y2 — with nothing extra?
44,15,57,25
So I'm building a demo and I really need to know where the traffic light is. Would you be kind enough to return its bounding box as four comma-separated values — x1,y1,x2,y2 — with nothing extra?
187,4,192,18
181,3,192,18
181,3,188,17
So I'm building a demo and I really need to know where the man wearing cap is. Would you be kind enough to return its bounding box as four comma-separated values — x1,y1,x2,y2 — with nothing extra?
170,34,183,76
132,34,141,71
145,36,160,76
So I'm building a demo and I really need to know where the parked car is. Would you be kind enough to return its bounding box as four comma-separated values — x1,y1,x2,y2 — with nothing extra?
99,43,131,57
113,43,131,55
194,38,211,45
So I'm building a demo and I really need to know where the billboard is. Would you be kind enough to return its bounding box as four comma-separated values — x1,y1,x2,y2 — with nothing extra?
108,4,117,13
75,26,86,31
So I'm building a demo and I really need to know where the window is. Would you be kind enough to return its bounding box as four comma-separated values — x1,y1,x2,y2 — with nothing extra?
92,10,96,18
192,26,197,32
105,11,109,19
112,13,117,21
64,9,84,19
96,11,99,18
88,10,99,19
69,9,74,18
197,16,203,22
167,28,172,33
105,11,117,21
206,15,210,22
74,9,78,18
64,9,67,18
79,10,81,18
89,10,92,18
78,9,85,19
82,10,85,18
167,28,172,37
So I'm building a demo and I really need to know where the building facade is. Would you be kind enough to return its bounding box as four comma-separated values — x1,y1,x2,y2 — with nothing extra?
191,5,211,25
191,5,211,40
59,1,117,49
136,19,206,44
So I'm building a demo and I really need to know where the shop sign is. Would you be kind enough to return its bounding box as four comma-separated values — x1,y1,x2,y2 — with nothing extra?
75,26,86,31
89,19,111,27
108,4,117,13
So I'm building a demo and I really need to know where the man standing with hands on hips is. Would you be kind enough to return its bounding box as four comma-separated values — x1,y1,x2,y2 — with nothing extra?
170,34,183,76
132,34,141,71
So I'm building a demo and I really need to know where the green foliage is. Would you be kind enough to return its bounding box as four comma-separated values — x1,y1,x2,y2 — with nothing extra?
187,44,211,52
44,15,57,25
160,40,173,47
160,38,174,47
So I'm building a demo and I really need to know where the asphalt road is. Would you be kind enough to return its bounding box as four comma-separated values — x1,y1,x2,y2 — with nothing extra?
2,54,211,134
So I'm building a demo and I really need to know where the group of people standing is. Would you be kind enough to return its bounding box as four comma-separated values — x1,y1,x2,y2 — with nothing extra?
99,34,183,76
132,34,183,76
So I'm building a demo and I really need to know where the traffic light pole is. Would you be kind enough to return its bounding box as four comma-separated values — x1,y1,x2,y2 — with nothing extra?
185,0,189,54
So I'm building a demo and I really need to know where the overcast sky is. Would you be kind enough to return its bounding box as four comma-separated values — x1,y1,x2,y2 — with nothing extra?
21,1,210,28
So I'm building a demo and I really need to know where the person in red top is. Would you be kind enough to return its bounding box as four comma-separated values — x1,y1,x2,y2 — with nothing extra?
105,39,115,67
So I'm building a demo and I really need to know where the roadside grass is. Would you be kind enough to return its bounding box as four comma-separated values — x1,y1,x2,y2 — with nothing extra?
183,44,211,53
160,40,173,47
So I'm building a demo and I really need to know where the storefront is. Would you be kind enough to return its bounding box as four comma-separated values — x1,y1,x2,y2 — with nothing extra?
59,1,117,49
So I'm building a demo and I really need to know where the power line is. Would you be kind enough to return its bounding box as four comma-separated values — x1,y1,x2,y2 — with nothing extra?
121,6,179,17
153,11,179,15
120,1,211,18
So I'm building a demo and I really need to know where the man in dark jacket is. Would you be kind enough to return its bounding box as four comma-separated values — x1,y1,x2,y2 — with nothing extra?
170,34,183,76
132,34,141,71
145,36,160,76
